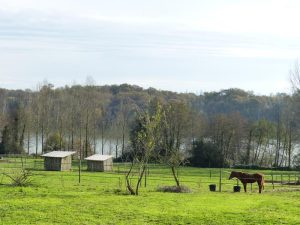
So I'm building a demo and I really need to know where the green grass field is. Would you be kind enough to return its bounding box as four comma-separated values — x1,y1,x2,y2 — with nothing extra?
0,158,299,225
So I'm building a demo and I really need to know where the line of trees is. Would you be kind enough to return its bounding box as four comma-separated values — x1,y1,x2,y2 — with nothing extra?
0,80,300,169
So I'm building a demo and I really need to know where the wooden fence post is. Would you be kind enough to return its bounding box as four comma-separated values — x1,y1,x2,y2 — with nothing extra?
271,173,274,190
219,169,222,192
78,159,81,184
144,165,147,188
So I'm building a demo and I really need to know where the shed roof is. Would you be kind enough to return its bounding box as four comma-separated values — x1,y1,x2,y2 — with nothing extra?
42,151,76,158
85,154,113,161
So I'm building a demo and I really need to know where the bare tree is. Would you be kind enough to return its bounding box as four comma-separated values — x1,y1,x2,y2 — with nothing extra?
126,103,162,195
160,101,189,188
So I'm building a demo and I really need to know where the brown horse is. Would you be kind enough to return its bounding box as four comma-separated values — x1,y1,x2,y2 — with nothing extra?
229,171,265,193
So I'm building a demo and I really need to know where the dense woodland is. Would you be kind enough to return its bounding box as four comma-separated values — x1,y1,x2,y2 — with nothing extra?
0,82,300,169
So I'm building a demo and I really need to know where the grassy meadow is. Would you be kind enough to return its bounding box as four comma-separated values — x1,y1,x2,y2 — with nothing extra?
0,158,299,225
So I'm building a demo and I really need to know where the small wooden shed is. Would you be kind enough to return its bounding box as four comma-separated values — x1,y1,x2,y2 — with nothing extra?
42,151,75,171
85,154,113,172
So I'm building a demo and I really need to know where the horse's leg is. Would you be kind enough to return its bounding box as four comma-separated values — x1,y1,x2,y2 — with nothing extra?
258,181,262,193
243,183,247,192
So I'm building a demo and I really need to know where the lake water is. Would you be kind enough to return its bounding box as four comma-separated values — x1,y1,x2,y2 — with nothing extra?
26,136,127,156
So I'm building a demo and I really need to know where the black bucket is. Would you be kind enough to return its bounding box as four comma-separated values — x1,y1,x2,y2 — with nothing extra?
209,184,216,192
234,185,241,192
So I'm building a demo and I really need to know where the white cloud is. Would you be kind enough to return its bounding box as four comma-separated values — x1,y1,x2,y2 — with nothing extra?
0,7,299,60
1,0,300,37
196,1,300,37
0,0,298,94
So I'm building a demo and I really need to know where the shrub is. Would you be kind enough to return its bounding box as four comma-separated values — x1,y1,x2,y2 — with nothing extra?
189,140,223,168
43,132,65,152
2,169,32,186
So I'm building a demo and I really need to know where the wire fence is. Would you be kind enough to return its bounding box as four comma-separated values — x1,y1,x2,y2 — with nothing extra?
0,155,299,193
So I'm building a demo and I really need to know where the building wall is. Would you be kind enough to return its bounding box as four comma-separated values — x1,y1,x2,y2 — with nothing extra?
87,158,113,172
87,161,103,171
103,158,113,171
44,157,61,171
61,156,72,171
44,156,72,171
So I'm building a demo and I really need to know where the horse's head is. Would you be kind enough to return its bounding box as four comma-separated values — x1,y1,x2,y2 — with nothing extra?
229,171,238,180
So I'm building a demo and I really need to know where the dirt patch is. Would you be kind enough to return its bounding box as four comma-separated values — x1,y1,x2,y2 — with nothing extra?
157,185,191,193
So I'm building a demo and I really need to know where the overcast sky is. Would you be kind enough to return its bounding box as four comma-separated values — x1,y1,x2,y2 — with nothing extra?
0,0,299,94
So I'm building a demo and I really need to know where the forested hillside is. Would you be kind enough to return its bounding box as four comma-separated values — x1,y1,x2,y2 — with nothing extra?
0,83,298,168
